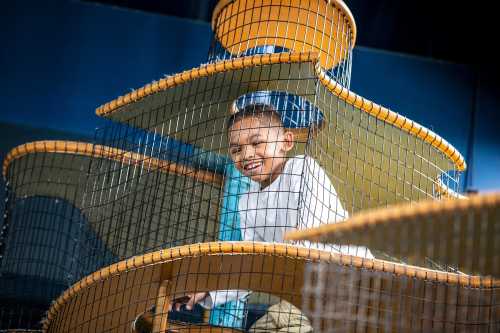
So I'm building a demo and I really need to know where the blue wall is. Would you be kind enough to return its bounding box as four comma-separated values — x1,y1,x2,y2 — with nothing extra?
0,0,211,136
471,69,500,191
1,0,498,194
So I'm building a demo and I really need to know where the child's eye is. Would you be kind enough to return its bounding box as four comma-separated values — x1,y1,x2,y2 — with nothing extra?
253,141,265,147
230,147,241,154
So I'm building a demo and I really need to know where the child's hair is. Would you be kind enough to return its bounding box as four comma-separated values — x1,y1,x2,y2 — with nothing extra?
226,103,283,131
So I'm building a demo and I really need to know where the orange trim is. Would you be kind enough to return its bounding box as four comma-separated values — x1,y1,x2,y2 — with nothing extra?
2,141,93,179
95,52,466,172
314,64,467,171
210,0,355,69
42,241,498,330
285,192,500,242
211,0,357,49
96,52,318,117
3,140,223,186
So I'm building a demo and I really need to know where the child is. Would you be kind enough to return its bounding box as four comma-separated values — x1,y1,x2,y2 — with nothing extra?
172,103,373,331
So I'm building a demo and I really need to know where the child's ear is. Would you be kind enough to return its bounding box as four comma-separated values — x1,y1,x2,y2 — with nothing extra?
282,130,295,152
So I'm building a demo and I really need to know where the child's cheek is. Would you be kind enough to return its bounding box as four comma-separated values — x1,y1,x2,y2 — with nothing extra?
235,160,245,173
262,142,275,157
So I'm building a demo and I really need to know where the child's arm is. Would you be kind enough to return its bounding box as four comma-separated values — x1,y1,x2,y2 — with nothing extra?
201,290,250,309
170,290,249,311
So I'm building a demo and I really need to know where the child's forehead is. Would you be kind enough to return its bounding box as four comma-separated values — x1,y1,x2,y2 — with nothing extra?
229,114,281,131
228,117,281,143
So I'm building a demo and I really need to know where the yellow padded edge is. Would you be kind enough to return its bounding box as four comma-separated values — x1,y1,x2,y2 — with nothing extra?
96,52,318,117
2,141,93,179
95,52,466,172
285,192,500,242
314,65,467,171
42,241,498,331
2,140,223,186
211,0,357,48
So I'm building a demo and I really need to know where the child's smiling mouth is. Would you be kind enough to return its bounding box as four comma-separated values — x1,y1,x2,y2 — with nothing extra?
243,160,263,173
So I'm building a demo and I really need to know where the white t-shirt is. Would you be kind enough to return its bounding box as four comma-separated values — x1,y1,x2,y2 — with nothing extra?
204,155,373,308
239,155,348,245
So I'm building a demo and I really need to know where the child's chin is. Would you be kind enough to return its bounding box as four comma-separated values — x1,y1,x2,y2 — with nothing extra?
249,174,270,184
243,169,265,179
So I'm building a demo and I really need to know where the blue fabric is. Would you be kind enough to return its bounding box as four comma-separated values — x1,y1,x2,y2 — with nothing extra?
208,298,247,328
234,91,324,129
218,164,250,242
209,164,250,328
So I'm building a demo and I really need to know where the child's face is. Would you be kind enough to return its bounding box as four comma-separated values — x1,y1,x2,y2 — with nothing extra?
228,115,294,187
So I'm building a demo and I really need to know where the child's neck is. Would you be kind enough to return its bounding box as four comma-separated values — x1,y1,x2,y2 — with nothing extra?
259,157,288,190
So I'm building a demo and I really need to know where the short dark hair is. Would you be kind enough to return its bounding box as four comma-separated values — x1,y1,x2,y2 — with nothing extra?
226,103,283,131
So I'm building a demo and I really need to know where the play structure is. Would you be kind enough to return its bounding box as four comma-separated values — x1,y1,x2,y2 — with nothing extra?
1,0,497,332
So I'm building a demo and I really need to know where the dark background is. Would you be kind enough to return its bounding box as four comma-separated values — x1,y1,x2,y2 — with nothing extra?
82,0,498,66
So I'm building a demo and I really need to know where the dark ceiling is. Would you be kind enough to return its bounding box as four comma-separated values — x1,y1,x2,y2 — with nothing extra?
83,0,496,66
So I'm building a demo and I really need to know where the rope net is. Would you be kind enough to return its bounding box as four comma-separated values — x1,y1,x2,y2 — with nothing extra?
294,193,500,332
303,261,498,332
208,0,355,88
0,0,486,332
1,142,98,330
79,124,224,275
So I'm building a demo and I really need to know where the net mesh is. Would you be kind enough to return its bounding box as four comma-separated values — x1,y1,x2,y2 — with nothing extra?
1,142,96,330
303,261,498,332
297,194,500,332
208,0,354,88
80,124,223,275
0,0,483,332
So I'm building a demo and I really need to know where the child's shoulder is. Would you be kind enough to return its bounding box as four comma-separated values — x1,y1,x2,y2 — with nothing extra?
285,155,327,179
284,155,306,173
285,155,321,169
283,155,322,175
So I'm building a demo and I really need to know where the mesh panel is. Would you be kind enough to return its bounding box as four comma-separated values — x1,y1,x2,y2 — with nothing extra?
310,83,460,213
209,0,354,87
3,0,476,332
80,130,223,274
303,261,498,332
296,193,500,332
1,142,93,331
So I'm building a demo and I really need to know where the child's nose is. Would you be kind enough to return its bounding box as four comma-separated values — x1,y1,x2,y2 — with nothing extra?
242,144,255,159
